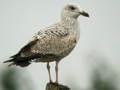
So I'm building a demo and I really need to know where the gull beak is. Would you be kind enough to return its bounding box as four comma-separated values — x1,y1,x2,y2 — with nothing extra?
80,11,89,17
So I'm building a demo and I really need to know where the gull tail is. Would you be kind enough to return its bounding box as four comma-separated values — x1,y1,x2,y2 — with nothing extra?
3,39,39,67
3,56,31,67
4,53,59,67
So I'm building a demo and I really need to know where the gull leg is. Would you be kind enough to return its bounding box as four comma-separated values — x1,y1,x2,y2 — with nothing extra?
55,61,59,84
47,62,52,82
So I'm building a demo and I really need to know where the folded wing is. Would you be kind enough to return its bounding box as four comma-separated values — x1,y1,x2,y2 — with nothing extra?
4,24,70,67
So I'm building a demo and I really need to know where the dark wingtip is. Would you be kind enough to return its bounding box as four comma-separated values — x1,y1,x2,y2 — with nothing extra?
8,63,15,67
3,59,15,67
4,59,30,67
3,60,12,63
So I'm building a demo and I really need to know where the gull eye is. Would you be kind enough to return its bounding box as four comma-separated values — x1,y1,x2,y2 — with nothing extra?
69,6,76,10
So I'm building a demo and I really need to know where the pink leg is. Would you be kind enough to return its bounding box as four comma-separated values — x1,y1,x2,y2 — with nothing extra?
47,62,52,82
55,61,59,83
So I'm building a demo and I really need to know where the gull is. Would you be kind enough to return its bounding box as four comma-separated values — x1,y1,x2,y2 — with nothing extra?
4,3,89,83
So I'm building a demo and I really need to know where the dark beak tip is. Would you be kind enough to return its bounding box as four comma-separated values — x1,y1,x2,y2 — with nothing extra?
80,11,90,18
84,13,90,17
87,14,90,17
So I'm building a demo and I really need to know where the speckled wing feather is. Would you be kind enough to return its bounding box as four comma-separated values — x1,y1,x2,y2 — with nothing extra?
4,24,76,66
30,24,76,57
17,24,69,56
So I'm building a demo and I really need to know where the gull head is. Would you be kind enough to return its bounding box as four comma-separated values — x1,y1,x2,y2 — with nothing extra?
61,4,89,19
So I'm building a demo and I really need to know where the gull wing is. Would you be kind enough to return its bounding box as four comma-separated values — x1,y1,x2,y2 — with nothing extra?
4,24,70,67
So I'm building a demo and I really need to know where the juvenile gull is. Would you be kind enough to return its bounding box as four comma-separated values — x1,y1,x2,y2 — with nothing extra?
4,4,89,83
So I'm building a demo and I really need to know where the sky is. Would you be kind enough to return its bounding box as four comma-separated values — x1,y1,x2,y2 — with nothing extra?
0,0,120,90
